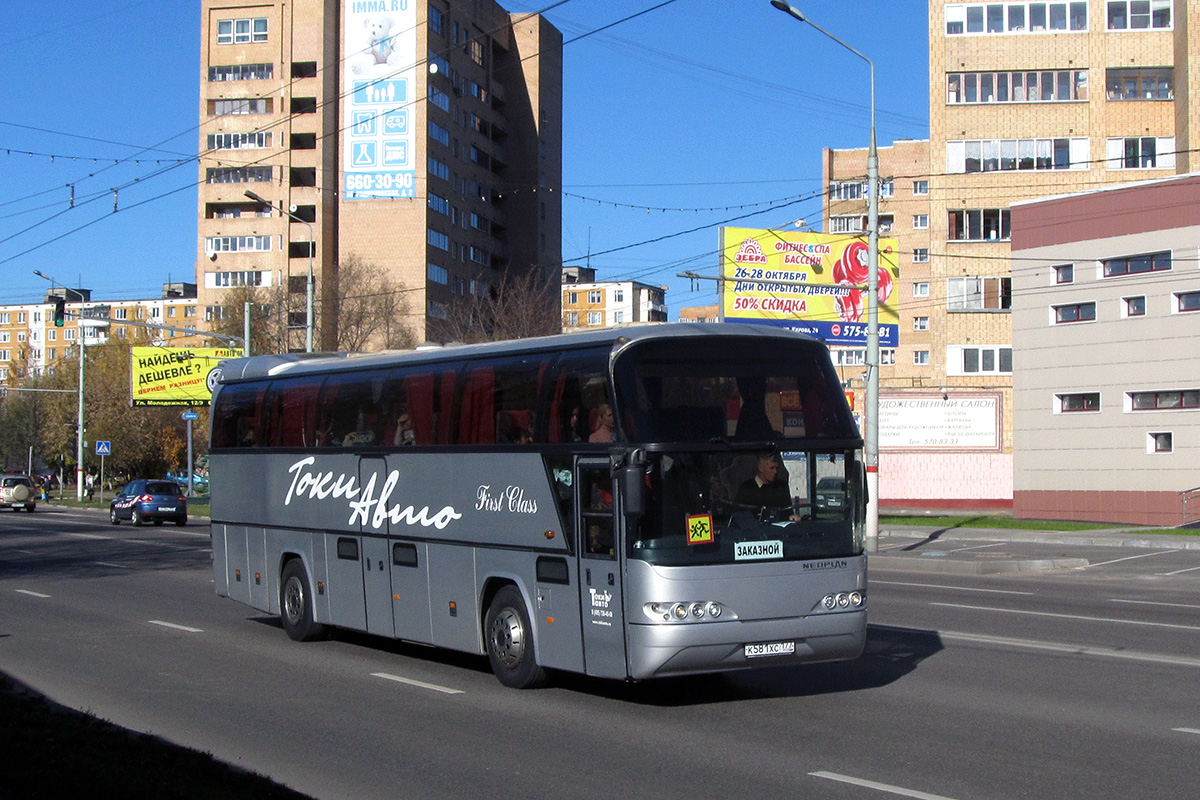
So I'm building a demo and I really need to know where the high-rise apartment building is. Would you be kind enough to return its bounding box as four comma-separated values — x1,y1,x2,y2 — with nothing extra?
825,1,1198,507
197,0,562,350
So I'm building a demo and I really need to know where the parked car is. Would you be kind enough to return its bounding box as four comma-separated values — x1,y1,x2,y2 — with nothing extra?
109,479,187,526
814,477,847,511
0,474,36,512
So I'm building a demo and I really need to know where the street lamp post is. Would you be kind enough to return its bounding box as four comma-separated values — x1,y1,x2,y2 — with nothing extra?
243,190,314,353
33,270,87,501
770,1,880,553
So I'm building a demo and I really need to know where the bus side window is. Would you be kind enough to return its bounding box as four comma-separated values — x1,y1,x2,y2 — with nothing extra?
212,380,269,448
547,347,612,444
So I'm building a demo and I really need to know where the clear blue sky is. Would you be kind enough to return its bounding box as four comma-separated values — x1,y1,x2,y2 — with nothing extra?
0,0,928,315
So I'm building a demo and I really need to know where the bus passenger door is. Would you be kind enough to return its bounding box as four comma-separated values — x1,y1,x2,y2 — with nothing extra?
359,457,395,638
576,460,627,679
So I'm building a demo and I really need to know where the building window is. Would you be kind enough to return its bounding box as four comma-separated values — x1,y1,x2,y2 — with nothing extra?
948,138,1087,172
1053,301,1097,323
1175,290,1200,313
1106,67,1173,100
1147,432,1173,453
1057,392,1100,413
948,208,1011,241
208,98,271,116
427,263,449,285
1119,296,1146,318
913,350,930,366
429,193,450,216
217,18,268,45
1107,0,1172,30
429,7,445,36
912,248,929,263
949,346,1013,375
205,167,272,184
208,271,266,288
614,311,625,324
587,311,603,326
1053,264,1074,284
587,290,603,304
829,215,866,234
913,282,930,298
912,214,929,230
209,63,273,81
913,316,930,331
429,87,451,112
428,158,450,182
1103,251,1171,277
829,181,869,201
204,235,272,254
946,2,1089,34
429,122,451,146
1106,136,1175,170
948,276,1012,310
207,132,272,150
1130,390,1200,411
566,292,578,305
614,290,624,302
912,180,929,195
947,70,1088,104
428,230,450,251
565,311,578,327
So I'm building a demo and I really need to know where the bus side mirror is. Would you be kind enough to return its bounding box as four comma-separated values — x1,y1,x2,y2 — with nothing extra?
619,464,645,518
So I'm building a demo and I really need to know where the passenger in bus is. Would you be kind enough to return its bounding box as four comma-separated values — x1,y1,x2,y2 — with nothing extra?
393,410,415,446
589,403,614,442
506,426,533,445
735,453,799,520
565,406,584,442
587,522,614,555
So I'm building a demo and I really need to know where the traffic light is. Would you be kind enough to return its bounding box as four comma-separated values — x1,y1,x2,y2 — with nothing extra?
52,297,65,327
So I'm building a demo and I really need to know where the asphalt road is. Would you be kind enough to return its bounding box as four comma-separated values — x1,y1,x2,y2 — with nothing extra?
2,508,1198,799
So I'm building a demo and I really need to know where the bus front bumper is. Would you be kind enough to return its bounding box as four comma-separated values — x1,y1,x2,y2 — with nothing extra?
625,609,866,680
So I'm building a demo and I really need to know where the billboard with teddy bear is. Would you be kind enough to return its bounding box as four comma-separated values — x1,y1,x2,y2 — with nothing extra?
718,227,899,347
342,1,419,200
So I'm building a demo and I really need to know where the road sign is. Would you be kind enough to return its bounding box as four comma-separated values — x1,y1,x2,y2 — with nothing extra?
182,412,199,421
95,440,112,455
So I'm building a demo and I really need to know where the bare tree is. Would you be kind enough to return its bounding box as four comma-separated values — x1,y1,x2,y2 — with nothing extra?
431,267,561,344
212,285,289,355
325,254,417,352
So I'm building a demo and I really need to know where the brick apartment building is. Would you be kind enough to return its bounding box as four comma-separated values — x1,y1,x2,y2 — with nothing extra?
824,0,1200,508
197,0,562,350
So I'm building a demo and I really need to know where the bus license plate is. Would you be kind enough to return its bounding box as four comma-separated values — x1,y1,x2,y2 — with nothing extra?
744,640,795,658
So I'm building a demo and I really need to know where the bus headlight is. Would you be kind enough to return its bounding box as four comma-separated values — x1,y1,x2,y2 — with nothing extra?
644,601,730,622
820,591,865,612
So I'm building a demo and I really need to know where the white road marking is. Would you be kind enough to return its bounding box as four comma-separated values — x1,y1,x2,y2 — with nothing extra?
1173,727,1200,735
15,589,51,598
148,620,203,633
95,562,128,569
1158,565,1200,576
810,771,960,800
940,630,1200,669
371,672,464,695
68,533,108,540
1109,598,1200,610
872,580,1034,595
1077,550,1180,569
948,542,1006,553
931,602,1200,632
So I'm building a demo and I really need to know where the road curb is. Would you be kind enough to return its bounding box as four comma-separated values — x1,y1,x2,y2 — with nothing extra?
871,554,1090,575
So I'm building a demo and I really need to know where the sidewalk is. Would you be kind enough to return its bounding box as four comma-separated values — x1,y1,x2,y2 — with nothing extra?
872,522,1200,575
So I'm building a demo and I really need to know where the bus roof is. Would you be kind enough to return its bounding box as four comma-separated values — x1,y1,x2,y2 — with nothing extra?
215,323,824,384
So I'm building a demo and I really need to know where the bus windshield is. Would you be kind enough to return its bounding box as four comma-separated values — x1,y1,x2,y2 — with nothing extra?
612,337,856,444
631,449,864,567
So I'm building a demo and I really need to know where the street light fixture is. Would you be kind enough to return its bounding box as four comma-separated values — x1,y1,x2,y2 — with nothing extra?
243,190,315,353
770,0,880,553
33,270,88,501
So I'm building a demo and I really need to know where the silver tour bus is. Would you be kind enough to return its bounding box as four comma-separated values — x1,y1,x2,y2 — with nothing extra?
208,324,867,688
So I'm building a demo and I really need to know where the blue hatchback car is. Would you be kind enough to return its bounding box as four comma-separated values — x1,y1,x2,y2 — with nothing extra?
110,479,188,526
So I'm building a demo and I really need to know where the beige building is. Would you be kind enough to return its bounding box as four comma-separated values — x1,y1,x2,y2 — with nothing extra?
825,1,1200,507
560,267,668,330
0,285,204,387
1011,173,1200,526
197,0,562,350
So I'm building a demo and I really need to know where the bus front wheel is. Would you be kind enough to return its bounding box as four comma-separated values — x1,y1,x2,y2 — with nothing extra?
485,586,547,689
280,560,325,642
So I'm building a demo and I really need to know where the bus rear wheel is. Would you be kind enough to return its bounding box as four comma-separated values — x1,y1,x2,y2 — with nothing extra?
280,560,325,642
485,586,546,689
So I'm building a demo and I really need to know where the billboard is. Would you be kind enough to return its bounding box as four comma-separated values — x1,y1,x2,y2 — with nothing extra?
343,1,418,199
130,347,241,407
719,227,899,347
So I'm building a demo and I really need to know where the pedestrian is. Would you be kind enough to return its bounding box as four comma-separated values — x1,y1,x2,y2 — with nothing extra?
85,472,95,500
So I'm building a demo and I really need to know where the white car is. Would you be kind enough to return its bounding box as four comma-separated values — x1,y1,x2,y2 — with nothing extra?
0,475,37,512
